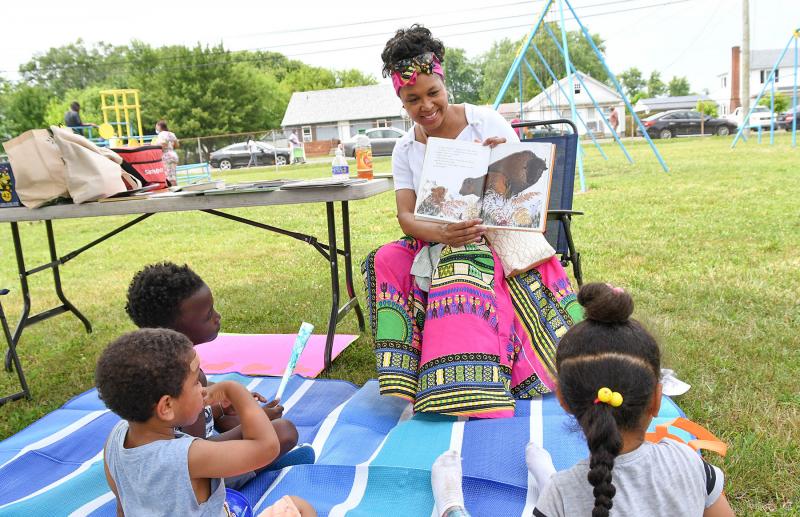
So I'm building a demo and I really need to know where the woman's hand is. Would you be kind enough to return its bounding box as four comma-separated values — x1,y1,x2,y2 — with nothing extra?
477,136,507,148
438,219,485,247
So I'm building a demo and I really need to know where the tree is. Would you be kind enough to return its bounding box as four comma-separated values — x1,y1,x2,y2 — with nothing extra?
44,85,107,127
646,71,666,97
18,40,122,98
333,69,378,88
1,84,52,137
619,67,645,98
443,48,481,104
668,76,691,96
696,100,718,117
759,92,789,113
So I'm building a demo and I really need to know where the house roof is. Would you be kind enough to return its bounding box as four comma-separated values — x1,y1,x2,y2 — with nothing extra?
281,84,403,127
751,49,797,70
524,72,622,111
634,94,712,113
496,102,525,116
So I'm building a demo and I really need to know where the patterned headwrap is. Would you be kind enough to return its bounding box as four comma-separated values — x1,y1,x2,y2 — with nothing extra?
391,52,445,95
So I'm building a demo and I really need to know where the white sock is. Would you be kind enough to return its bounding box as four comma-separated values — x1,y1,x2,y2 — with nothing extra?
431,450,465,516
525,442,556,490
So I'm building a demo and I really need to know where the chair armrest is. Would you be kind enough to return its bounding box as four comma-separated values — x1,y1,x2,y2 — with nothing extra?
547,209,584,217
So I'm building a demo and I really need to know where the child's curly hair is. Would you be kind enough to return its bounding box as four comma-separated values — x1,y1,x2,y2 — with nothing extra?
96,329,194,422
125,262,205,329
381,24,445,78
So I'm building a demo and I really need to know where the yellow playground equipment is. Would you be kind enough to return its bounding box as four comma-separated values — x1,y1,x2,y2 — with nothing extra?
99,89,146,146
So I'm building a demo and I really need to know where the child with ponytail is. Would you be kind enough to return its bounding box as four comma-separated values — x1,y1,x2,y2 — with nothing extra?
533,282,734,517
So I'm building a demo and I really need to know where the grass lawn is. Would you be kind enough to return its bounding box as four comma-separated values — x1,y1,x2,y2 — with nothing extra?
0,133,798,514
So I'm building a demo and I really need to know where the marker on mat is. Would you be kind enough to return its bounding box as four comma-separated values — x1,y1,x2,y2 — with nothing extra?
274,322,314,402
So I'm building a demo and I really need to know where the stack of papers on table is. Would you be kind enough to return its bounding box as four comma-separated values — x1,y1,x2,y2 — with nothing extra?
280,177,369,189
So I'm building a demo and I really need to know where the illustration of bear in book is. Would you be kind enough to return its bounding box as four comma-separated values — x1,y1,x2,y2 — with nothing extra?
459,150,548,228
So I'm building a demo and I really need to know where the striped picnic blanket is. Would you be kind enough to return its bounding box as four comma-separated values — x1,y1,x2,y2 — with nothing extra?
0,374,686,516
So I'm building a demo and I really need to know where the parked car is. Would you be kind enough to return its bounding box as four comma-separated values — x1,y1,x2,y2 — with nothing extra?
209,142,291,170
637,110,737,139
726,105,776,128
780,106,800,131
342,127,406,157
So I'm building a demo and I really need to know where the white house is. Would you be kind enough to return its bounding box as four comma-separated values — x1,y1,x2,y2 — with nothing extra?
281,84,407,142
523,72,625,135
712,46,798,117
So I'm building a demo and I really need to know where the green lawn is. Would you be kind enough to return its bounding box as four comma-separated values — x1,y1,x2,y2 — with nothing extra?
1,134,798,514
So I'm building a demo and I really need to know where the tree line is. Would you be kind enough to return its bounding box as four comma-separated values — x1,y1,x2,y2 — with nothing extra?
1,25,694,141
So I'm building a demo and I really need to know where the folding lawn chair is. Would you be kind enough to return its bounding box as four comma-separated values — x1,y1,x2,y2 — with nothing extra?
0,288,31,406
513,119,584,286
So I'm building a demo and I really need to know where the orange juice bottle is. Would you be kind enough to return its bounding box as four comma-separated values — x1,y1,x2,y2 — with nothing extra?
355,129,373,179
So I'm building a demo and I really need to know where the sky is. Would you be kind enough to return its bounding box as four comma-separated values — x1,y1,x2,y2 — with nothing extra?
2,0,799,96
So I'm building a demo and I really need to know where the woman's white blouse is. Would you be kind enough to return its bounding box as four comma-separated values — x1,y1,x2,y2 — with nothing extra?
391,103,520,195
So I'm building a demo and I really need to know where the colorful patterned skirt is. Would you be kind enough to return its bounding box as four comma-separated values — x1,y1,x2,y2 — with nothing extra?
362,237,582,418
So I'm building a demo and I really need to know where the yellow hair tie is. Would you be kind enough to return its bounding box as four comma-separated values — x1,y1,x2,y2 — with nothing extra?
595,387,623,407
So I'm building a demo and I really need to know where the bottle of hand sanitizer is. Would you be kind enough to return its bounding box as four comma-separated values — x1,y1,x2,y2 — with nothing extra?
331,146,349,177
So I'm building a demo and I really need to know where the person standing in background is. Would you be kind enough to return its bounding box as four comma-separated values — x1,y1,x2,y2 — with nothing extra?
289,130,305,164
609,107,620,135
154,120,180,186
247,137,260,168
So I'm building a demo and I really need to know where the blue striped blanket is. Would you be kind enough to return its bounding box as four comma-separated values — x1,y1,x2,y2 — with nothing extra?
0,374,686,516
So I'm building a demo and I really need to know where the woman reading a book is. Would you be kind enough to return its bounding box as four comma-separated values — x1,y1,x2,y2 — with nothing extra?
362,25,582,419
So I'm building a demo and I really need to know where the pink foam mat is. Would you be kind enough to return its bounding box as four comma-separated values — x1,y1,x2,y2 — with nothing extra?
195,333,358,377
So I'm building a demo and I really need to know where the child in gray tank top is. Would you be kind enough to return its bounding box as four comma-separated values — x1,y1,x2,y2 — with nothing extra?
125,262,302,488
428,283,733,517
96,328,316,516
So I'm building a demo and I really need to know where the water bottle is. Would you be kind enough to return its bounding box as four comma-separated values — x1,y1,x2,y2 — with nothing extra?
355,129,373,180
331,147,349,177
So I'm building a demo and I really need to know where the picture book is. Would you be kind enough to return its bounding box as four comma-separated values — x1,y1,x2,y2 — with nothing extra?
414,137,555,232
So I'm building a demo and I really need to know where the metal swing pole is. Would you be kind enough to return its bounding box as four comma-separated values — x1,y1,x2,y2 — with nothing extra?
562,0,669,172
543,23,633,164
531,43,607,161
493,0,555,109
793,29,798,147
732,33,795,148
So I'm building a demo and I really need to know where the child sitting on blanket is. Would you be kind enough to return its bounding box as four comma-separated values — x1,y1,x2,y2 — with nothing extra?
97,329,316,516
125,262,301,488
430,283,734,517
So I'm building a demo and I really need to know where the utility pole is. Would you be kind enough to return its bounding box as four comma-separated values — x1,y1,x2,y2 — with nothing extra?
742,0,750,135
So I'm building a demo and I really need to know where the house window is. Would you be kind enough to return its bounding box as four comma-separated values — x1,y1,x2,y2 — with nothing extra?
375,119,390,128
775,69,780,83
301,126,312,142
722,76,727,88
574,81,581,94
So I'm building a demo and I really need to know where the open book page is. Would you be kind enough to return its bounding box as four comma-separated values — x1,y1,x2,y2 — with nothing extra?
414,137,491,223
479,142,555,232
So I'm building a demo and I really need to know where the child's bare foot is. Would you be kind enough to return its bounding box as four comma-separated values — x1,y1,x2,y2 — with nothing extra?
432,450,465,516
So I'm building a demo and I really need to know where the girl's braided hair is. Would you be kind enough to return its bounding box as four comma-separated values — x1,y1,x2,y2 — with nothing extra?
556,283,661,517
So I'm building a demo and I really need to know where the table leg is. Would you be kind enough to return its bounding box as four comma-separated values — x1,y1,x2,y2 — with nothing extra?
4,223,31,373
45,221,92,334
0,290,30,405
341,201,365,332
324,202,340,370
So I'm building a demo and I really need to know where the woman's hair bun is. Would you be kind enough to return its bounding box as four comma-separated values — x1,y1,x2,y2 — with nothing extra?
577,282,634,323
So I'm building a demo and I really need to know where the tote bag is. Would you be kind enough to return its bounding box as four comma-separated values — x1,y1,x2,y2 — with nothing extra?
3,129,68,208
